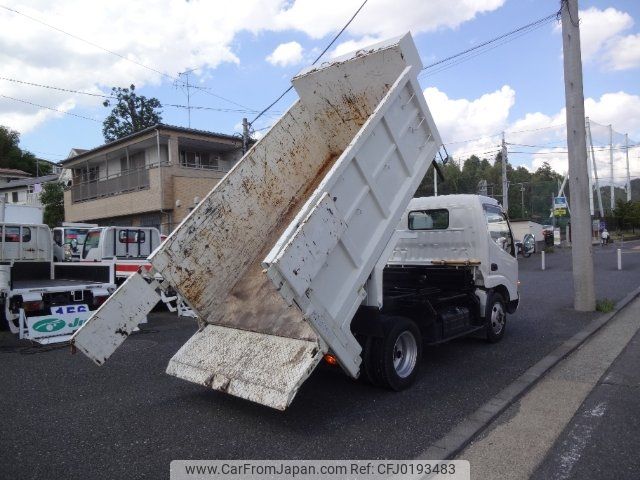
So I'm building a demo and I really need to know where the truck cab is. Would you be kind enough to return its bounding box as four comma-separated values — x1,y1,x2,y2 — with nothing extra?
81,227,160,262
52,223,96,262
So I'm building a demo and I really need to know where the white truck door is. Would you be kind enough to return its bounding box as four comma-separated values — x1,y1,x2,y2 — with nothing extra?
483,203,518,301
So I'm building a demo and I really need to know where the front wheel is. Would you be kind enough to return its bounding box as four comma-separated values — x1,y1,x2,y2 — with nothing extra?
485,292,507,342
363,317,422,391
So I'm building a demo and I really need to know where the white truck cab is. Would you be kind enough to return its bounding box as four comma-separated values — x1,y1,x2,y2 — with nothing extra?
52,223,97,262
390,195,519,313
81,226,160,262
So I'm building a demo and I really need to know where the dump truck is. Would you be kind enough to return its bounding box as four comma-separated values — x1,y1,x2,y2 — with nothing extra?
71,33,519,410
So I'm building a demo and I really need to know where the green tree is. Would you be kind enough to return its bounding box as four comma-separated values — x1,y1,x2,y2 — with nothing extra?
102,84,162,142
0,125,51,176
40,182,64,227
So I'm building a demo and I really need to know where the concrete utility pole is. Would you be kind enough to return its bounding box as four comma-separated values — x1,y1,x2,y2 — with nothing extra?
242,118,250,154
501,131,508,214
609,124,615,211
625,133,631,201
433,170,438,196
561,0,596,311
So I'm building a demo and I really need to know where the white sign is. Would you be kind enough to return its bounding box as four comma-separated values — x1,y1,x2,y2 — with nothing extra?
553,227,561,246
27,304,91,339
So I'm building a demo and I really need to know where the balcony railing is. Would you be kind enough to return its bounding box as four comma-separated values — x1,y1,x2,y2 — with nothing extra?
71,167,150,203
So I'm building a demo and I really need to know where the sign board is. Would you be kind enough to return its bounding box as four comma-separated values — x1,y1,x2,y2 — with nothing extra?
554,196,568,217
553,227,561,246
26,304,91,340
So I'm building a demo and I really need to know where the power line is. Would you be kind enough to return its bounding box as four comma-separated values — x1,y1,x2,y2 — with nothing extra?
0,76,266,114
250,0,369,125
419,11,559,78
0,4,250,110
0,94,100,122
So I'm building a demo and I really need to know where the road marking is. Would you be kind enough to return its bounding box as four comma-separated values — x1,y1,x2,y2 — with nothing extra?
457,296,640,480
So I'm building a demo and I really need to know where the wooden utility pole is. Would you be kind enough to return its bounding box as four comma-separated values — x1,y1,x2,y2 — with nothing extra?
561,0,595,311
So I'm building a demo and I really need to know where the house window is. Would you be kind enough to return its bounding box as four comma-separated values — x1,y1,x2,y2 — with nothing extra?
180,150,220,170
11,192,18,203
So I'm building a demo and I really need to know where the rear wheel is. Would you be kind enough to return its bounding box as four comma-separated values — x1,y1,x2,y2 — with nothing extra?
485,292,506,342
363,317,422,391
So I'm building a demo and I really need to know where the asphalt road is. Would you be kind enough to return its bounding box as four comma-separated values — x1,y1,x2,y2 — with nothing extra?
1,241,639,479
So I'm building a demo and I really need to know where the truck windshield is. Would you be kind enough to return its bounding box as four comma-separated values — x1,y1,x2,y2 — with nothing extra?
82,230,101,257
65,229,88,245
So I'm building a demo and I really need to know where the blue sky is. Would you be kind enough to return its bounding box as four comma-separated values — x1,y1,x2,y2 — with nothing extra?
1,0,638,180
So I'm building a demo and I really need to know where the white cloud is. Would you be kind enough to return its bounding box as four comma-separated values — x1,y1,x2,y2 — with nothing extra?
607,33,640,70
422,84,640,184
266,41,304,67
274,0,505,39
0,0,508,134
330,36,382,58
561,7,640,71
577,7,633,61
423,85,515,159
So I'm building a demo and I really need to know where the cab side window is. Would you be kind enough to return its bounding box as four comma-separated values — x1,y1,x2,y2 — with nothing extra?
483,204,515,257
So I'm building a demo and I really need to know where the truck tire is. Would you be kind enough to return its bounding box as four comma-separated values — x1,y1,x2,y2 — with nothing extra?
363,317,422,391
485,292,506,343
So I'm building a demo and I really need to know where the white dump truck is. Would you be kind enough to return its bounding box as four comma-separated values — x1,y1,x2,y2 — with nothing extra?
71,34,519,409
0,223,116,344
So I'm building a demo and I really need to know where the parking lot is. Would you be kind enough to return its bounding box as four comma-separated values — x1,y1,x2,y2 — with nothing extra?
1,241,639,480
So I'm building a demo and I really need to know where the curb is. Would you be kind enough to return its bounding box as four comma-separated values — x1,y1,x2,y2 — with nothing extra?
416,284,640,461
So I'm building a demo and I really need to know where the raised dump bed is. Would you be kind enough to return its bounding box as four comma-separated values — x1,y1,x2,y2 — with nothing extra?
72,33,441,410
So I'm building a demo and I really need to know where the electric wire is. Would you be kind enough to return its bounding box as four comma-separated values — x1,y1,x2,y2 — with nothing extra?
250,0,369,125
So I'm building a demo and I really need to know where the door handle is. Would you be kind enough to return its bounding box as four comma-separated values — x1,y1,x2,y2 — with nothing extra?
491,263,498,271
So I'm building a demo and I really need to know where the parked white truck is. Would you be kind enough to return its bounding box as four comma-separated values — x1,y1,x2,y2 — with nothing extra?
0,223,116,344
71,34,518,409
80,226,161,283
52,223,97,262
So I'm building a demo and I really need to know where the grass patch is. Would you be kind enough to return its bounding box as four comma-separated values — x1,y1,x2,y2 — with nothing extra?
543,246,555,254
596,298,615,313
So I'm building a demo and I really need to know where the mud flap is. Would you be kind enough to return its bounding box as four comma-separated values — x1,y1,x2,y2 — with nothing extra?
166,324,324,410
71,272,161,365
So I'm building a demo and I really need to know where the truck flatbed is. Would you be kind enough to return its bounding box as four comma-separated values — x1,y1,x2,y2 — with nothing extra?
13,279,109,290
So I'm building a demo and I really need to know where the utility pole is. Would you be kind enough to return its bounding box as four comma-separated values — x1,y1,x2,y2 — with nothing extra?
625,133,631,201
609,124,615,211
585,119,594,216
586,117,604,217
433,170,438,197
561,0,596,311
242,118,250,154
501,131,508,214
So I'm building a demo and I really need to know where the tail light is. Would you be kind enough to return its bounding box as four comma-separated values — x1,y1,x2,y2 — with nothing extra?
323,353,338,366
23,301,44,313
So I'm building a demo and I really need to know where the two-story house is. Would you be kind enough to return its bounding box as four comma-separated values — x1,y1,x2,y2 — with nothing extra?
62,124,245,234
0,168,60,206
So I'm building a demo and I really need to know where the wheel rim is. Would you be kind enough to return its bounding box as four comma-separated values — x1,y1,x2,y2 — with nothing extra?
393,331,418,378
490,302,505,335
